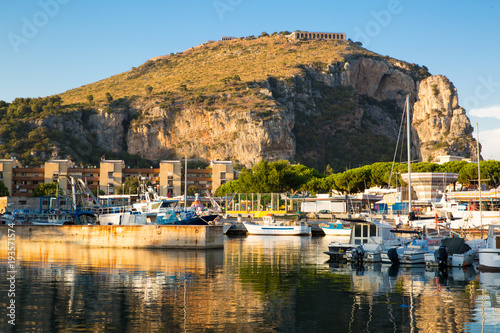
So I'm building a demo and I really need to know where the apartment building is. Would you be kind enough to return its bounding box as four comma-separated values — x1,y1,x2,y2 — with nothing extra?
0,159,234,197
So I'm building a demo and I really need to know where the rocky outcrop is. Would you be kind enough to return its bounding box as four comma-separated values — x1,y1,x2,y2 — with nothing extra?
412,75,476,161
43,54,477,171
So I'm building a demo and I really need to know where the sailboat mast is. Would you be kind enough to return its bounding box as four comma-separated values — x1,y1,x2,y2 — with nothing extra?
406,95,412,220
477,122,483,239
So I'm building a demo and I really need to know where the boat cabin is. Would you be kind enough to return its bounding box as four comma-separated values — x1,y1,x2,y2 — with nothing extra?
485,224,500,250
348,219,394,245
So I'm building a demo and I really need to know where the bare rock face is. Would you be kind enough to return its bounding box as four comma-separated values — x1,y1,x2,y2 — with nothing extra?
126,100,295,166
412,75,476,162
342,57,416,105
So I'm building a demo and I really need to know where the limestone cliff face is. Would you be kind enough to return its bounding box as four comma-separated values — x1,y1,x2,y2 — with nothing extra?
44,54,477,171
412,75,476,161
126,98,295,166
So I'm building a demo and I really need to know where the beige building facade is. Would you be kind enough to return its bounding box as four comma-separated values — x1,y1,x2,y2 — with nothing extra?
0,159,234,197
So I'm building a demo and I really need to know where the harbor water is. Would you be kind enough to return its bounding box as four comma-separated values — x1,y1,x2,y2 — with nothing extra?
1,235,500,332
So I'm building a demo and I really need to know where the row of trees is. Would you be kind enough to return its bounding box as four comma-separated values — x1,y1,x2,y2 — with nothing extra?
2,160,497,198
215,160,500,196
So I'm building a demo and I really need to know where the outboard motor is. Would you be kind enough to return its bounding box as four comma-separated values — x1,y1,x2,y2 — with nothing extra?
352,246,365,264
387,247,400,264
437,245,449,269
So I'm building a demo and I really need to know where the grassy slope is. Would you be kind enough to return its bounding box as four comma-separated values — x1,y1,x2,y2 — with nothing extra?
58,35,378,105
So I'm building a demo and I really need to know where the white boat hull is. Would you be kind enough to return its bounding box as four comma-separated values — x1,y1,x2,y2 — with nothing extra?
478,249,500,271
99,212,148,225
451,250,477,267
243,222,311,235
383,249,426,265
320,226,351,236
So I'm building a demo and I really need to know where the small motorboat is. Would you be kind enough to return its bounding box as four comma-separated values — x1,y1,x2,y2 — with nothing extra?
243,215,311,236
320,221,351,236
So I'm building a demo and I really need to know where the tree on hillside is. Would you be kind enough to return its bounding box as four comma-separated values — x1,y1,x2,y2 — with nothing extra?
105,92,113,102
145,85,153,95
324,164,334,176
86,94,94,104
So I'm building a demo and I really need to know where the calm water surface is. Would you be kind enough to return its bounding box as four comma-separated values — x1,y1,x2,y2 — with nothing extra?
1,235,499,332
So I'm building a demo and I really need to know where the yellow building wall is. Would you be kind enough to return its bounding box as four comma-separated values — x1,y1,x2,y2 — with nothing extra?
211,161,234,194
99,160,125,194
0,159,22,195
160,161,182,197
44,160,73,190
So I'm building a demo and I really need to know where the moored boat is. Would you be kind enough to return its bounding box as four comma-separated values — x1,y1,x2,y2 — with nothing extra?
478,223,500,271
243,215,311,235
425,237,478,267
383,238,428,265
324,218,409,262
320,221,351,236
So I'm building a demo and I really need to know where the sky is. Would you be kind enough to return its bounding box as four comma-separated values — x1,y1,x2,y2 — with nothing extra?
1,0,499,160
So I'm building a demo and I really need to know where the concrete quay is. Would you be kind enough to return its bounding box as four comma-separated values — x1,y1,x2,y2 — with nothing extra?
1,225,224,249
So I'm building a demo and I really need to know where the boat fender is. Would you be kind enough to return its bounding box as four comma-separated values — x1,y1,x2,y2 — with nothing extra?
388,248,400,264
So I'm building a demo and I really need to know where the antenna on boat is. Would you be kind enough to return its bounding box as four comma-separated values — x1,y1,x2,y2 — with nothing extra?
477,122,483,239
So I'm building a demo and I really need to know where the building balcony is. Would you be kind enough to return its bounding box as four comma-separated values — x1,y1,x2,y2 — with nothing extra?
187,169,212,174
12,176,44,181
184,176,212,182
83,177,100,182
12,192,31,197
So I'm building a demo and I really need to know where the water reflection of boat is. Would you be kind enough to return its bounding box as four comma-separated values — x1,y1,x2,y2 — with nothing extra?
479,271,500,314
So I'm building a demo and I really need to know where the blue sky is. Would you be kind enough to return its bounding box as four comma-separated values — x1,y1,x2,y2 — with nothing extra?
1,0,499,160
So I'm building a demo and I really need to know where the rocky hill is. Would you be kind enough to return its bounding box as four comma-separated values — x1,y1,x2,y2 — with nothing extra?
0,33,477,171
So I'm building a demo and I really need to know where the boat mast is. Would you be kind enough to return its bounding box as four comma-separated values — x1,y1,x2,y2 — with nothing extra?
184,156,188,208
477,122,483,239
406,95,412,222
